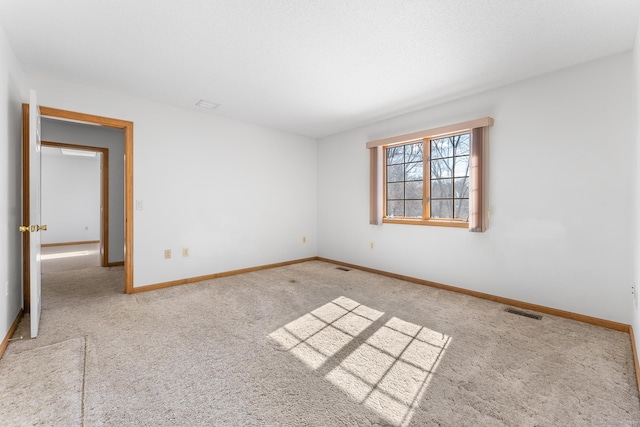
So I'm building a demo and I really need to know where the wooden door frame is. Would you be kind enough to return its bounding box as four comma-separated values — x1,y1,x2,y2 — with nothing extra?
22,105,134,311
40,141,112,268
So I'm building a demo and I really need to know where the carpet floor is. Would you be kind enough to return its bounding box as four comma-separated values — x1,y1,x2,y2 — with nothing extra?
2,245,639,426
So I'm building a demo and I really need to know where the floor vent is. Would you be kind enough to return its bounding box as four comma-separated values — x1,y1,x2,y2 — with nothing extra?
505,307,542,320
336,267,351,272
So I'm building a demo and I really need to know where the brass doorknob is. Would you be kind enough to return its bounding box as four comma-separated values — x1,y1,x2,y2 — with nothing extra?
18,225,47,232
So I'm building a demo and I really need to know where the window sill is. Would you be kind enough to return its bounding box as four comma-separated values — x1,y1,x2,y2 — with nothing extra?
383,218,469,228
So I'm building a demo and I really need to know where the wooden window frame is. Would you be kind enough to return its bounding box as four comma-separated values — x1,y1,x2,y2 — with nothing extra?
382,130,470,228
368,117,492,231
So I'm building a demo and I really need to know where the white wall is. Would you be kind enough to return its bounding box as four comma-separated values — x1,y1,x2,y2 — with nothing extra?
41,147,101,244
632,16,640,351
0,25,24,341
25,73,318,288
41,119,125,263
318,52,634,324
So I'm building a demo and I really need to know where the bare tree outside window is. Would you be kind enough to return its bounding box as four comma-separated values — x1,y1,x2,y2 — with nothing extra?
384,132,470,222
386,142,423,217
430,133,469,220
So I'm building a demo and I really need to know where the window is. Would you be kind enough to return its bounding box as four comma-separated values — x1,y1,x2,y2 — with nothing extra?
367,117,493,231
384,132,470,226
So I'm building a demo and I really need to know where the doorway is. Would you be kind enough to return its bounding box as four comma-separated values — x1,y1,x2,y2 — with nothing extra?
41,142,109,267
22,105,134,312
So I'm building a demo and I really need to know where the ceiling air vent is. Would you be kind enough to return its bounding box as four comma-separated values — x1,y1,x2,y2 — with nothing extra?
505,307,542,320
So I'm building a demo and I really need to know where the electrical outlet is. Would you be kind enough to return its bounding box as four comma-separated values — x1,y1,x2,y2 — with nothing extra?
302,236,307,243
182,248,189,257
370,242,374,249
634,285,638,308
164,249,171,259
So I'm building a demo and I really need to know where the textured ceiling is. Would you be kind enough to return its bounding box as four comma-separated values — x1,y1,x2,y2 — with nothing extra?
1,1,638,138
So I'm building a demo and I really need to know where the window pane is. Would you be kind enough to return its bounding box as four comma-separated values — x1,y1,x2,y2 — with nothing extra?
386,146,404,165
387,164,404,182
405,200,423,218
384,141,426,220
404,142,423,163
454,134,470,156
454,177,469,198
431,199,453,219
405,161,423,180
454,156,469,177
387,182,404,199
431,158,453,178
454,198,469,220
431,137,453,159
387,200,404,217
431,179,453,198
405,181,423,199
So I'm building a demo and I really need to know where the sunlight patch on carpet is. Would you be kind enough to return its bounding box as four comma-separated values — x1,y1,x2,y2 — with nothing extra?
269,297,450,426
269,297,373,369
41,250,91,260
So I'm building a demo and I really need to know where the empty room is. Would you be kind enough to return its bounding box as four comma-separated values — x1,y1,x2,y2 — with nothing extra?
1,1,640,426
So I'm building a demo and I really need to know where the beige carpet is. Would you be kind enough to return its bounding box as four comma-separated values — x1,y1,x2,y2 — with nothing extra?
2,247,639,426
0,337,85,426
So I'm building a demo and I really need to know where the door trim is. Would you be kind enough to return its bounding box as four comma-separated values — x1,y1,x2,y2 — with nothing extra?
22,105,134,310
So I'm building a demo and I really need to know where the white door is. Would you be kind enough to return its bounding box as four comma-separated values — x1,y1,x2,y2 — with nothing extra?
28,89,43,338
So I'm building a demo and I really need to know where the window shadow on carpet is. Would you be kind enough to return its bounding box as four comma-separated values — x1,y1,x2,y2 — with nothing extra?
269,296,450,426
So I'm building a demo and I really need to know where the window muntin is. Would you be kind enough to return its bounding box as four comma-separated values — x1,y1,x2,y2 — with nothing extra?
384,131,470,224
